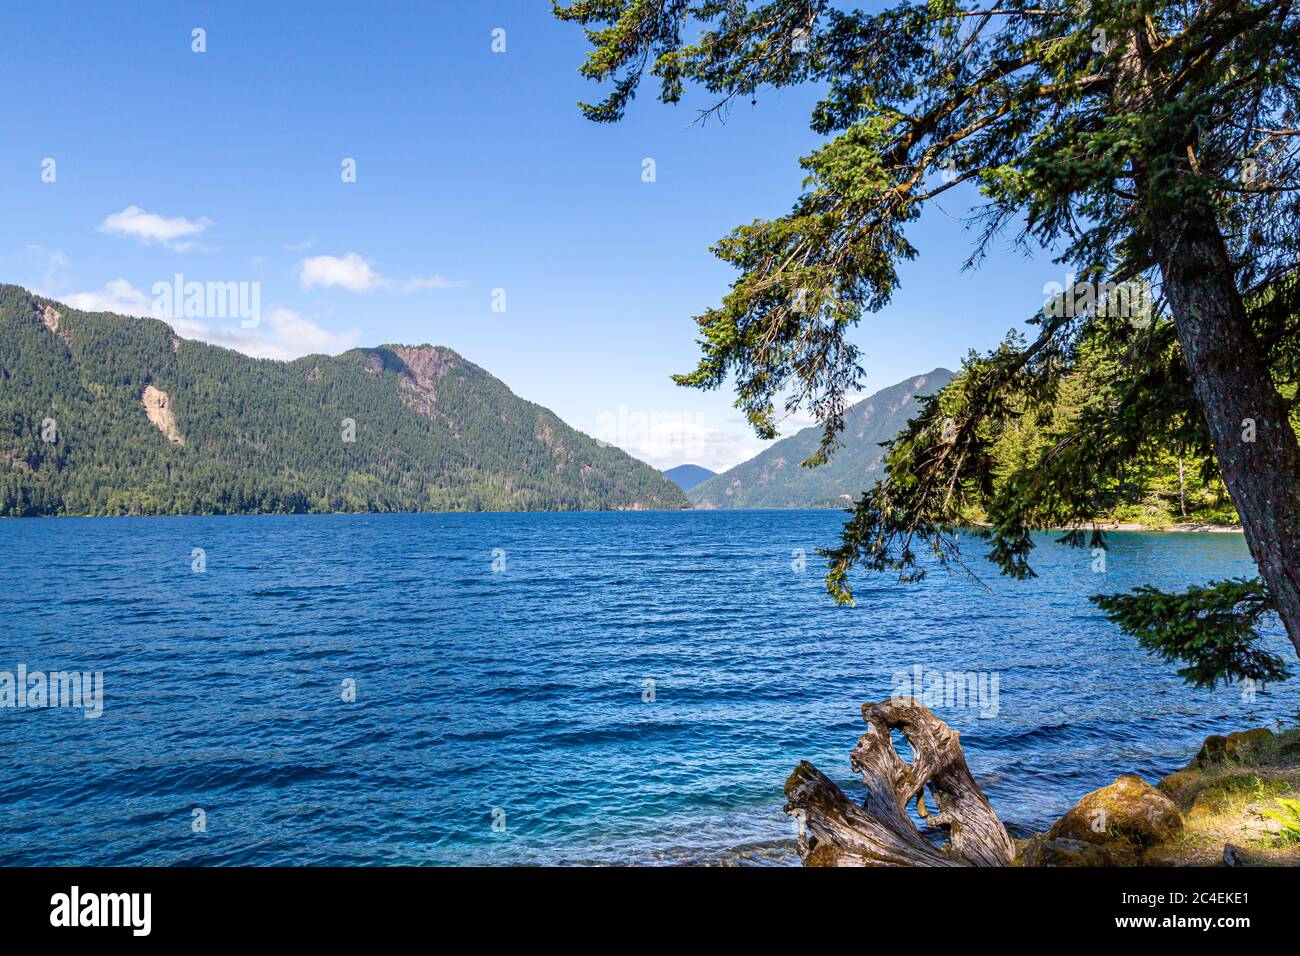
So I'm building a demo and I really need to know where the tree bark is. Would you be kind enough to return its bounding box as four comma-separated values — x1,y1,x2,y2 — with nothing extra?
1152,216,1300,656
1148,202,1300,660
1178,456,1187,517
1119,26,1300,657
783,698,1016,866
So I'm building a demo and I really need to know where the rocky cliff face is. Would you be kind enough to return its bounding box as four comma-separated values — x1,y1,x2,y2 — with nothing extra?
141,385,185,446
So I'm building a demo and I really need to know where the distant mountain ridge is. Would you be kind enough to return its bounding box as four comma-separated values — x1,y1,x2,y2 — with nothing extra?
0,285,687,516
663,464,716,491
689,368,954,509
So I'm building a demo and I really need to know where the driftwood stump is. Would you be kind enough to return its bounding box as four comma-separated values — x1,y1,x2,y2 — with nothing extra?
784,697,1016,866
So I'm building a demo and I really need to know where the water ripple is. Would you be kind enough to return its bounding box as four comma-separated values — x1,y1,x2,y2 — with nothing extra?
0,512,1294,865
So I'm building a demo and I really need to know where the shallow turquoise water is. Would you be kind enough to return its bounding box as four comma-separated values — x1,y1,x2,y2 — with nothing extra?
0,511,1294,865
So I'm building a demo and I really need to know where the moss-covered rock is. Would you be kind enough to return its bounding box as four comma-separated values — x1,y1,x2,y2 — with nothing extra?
1192,728,1275,768
1269,730,1300,763
1157,769,1205,811
1047,775,1183,848
1023,728,1300,867
1162,767,1254,816
1019,834,1127,867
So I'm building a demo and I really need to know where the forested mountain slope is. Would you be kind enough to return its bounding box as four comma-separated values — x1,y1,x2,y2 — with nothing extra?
0,285,686,516
689,369,953,508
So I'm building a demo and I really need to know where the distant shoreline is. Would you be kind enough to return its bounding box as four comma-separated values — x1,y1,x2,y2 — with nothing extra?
991,519,1243,534
1069,521,1243,533
0,508,1245,532
689,504,1244,532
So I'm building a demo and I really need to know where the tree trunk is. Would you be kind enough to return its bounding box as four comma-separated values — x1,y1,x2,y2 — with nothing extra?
783,698,1016,866
1177,456,1187,517
1119,26,1300,656
1151,201,1300,657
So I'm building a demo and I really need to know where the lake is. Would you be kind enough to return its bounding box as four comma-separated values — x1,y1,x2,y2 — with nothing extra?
1,510,1295,865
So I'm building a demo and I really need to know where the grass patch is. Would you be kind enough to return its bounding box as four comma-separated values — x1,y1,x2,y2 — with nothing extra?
1262,798,1300,847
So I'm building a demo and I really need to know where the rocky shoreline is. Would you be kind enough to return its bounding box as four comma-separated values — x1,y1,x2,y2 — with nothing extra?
1064,521,1243,533
1020,726,1300,866
786,701,1300,866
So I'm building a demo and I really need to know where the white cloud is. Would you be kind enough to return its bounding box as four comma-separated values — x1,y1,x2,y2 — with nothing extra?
298,252,463,294
592,407,770,473
62,278,154,316
283,238,317,252
299,253,387,292
168,306,361,360
62,280,359,360
264,306,361,356
98,206,214,250
641,421,769,473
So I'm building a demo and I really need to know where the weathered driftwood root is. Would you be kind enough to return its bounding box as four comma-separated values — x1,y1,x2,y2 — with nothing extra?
784,697,1016,866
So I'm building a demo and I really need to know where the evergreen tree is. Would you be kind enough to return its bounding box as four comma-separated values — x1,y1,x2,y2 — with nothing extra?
557,0,1300,684
0,286,687,517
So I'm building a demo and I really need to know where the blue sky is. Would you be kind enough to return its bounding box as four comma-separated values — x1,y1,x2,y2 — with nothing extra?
2,1,1059,472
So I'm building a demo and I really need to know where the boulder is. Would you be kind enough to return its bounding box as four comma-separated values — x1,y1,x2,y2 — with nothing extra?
1270,730,1300,763
1019,834,1125,867
1047,775,1183,848
1191,728,1275,768
1223,843,1265,867
1157,769,1205,811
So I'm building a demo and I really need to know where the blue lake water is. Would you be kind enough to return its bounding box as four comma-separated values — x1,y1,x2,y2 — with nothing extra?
1,510,1296,865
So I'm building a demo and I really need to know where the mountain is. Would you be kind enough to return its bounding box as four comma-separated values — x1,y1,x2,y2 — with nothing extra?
662,464,717,492
0,286,688,516
688,368,954,509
